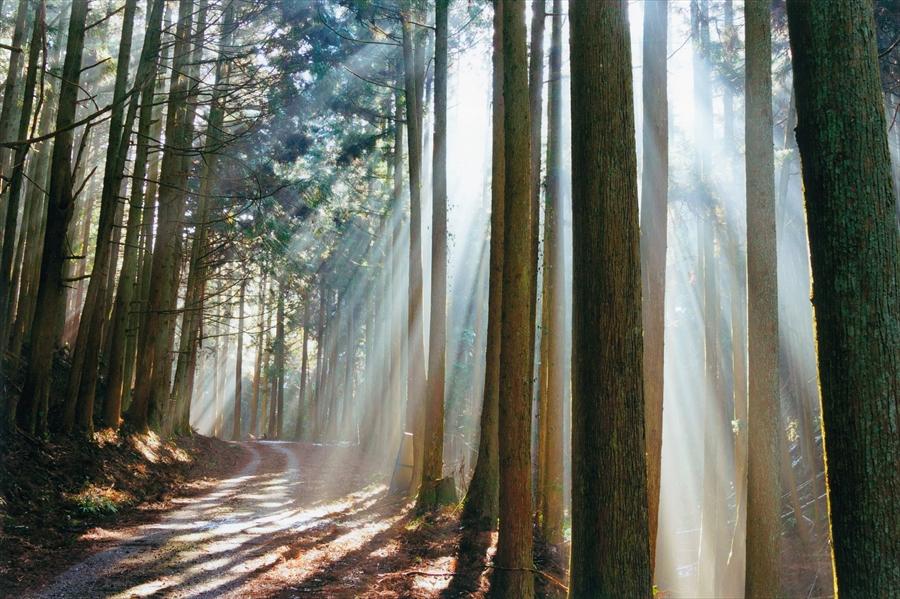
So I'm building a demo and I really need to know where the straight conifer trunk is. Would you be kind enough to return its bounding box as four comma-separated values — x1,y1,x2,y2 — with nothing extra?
569,1,651,596
537,0,564,547
233,279,246,440
250,271,267,437
744,2,781,596
402,13,427,494
296,293,309,439
786,1,900,595
419,0,449,509
462,0,503,531
640,0,667,574
493,1,534,596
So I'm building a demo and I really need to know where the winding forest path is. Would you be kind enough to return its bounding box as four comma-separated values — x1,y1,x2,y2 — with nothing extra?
27,441,486,598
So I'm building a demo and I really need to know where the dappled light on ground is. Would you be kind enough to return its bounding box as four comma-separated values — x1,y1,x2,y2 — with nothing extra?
31,442,500,599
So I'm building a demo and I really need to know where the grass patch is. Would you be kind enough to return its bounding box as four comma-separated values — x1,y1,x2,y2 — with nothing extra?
66,484,133,517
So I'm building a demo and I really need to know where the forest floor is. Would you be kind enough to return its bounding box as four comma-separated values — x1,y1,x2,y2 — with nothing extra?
0,430,245,594
11,440,566,599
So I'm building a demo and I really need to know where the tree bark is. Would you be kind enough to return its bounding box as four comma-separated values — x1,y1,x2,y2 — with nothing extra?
640,0,667,575
295,290,309,440
528,5,544,502
233,278,246,440
127,0,196,432
104,0,167,427
401,13,427,494
17,0,90,434
786,1,900,595
569,1,651,596
250,270,267,437
0,0,30,187
744,2,782,596
418,0,448,510
537,0,564,548
462,0,503,532
493,1,534,596
0,0,43,362
64,0,143,435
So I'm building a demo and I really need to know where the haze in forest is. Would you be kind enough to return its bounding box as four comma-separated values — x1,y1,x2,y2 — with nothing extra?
0,1,897,598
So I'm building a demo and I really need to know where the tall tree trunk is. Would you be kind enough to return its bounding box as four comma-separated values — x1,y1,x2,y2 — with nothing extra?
462,0,503,532
528,4,544,505
0,0,43,362
8,15,61,359
269,285,285,439
169,0,235,433
537,0,564,547
160,0,208,435
0,0,30,187
402,13,427,494
250,271,267,437
419,0,449,510
104,0,167,427
640,0,667,575
786,1,900,595
232,278,246,440
296,290,309,440
389,79,404,459
569,1,651,596
493,1,534,596
127,0,196,432
17,0,90,434
699,216,727,597
744,2,782,596
64,0,145,435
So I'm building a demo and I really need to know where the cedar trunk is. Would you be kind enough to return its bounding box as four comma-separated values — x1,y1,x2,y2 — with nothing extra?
17,0,90,434
537,0,564,547
493,1,535,596
569,1,652,596
786,1,900,595
744,2,781,596
640,0,667,574
419,0,449,509
462,0,503,533
402,14,427,494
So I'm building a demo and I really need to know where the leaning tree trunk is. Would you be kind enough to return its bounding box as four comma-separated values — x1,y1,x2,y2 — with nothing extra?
786,1,900,595
569,1,652,596
493,1,535,597
17,0,90,434
104,0,167,427
0,0,43,363
169,1,235,433
127,0,195,432
0,0,30,188
64,0,145,435
8,8,64,360
462,0,503,533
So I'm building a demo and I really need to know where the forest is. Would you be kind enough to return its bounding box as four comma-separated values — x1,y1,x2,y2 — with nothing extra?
0,0,897,597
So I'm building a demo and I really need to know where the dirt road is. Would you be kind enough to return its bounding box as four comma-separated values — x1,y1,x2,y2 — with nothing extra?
26,441,456,598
